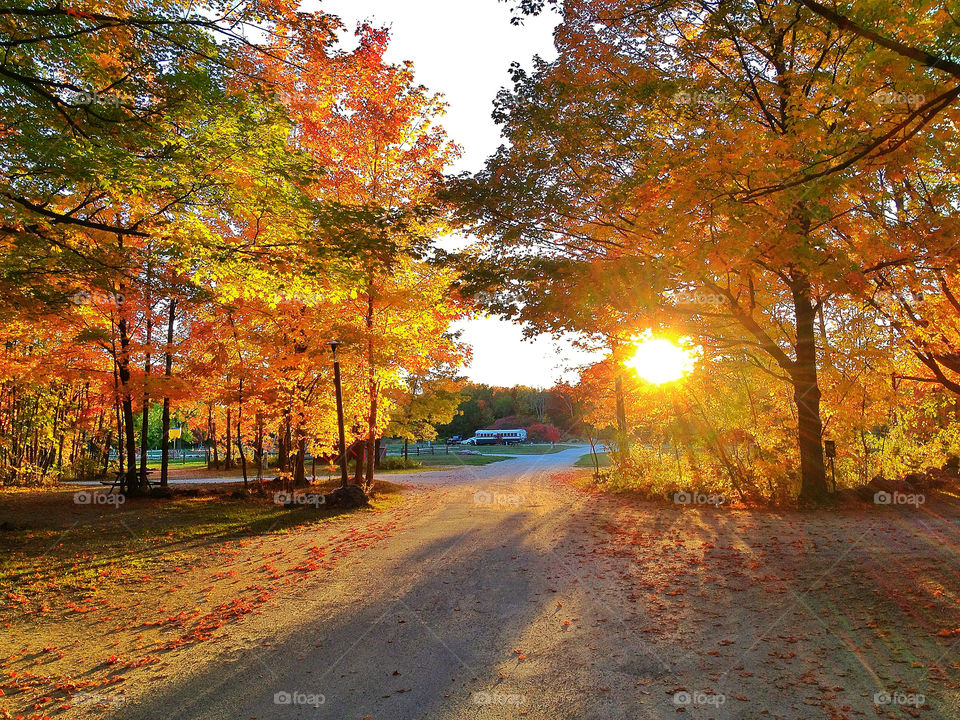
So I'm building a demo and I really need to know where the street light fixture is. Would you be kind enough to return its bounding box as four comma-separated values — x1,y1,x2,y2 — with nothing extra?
327,340,350,488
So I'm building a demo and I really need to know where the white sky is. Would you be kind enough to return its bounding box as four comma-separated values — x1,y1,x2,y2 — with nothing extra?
310,0,602,388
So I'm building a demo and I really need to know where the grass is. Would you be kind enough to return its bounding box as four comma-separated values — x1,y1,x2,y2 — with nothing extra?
144,458,208,469
467,443,575,455
118,451,511,481
0,480,403,603
574,451,612,468
378,453,511,473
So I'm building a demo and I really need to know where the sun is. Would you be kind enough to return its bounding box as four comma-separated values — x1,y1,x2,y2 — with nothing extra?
626,334,699,385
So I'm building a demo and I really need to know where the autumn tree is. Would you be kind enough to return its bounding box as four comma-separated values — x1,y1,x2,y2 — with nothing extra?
453,0,960,502
388,365,465,459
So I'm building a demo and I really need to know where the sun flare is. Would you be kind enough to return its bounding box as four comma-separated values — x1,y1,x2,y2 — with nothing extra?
626,334,699,385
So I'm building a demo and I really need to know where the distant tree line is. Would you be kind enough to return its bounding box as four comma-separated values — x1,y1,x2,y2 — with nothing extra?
437,383,586,441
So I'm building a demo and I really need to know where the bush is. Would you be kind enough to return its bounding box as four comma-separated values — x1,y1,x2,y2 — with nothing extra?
0,463,55,487
527,423,562,443
60,456,107,483
380,456,423,471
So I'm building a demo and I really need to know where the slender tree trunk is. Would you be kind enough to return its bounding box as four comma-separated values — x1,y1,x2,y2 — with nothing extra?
354,442,364,484
113,368,124,476
404,438,408,462
364,285,377,487
117,315,138,495
285,413,292,473
278,412,290,472
160,299,176,488
236,380,247,488
255,412,264,484
365,384,377,485
294,427,307,488
791,274,829,503
139,305,153,488
225,407,232,469
588,434,600,476
614,374,629,461
208,403,218,469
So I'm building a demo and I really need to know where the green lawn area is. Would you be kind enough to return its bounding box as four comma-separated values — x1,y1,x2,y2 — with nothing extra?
574,451,612,468
379,453,511,473
471,443,574,455
144,458,208,469
0,480,404,599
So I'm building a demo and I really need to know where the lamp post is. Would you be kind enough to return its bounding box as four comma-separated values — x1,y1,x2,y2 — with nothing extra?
328,340,350,488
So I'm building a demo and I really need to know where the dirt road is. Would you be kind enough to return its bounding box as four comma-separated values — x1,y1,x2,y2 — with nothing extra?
103,446,960,719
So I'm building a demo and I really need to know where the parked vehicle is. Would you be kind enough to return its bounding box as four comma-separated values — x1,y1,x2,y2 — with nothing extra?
462,429,527,446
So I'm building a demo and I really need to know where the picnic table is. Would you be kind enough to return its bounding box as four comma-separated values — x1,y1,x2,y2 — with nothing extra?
101,469,155,494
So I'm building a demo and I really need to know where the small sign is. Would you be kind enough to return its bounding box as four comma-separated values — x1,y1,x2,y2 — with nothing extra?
169,427,182,440
824,440,836,458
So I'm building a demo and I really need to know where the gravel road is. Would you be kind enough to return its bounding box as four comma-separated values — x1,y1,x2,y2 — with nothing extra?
114,445,960,719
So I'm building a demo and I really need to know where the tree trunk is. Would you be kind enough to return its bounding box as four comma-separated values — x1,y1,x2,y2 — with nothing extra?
790,274,829,503
364,284,377,487
225,407,232,469
113,374,124,476
255,412,264,484
139,305,153,488
160,299,176,488
208,403,219,469
354,442,364,484
117,315,138,495
365,381,377,485
278,412,290,472
236,381,247,488
614,374,629,461
588,434,600,475
294,428,307,488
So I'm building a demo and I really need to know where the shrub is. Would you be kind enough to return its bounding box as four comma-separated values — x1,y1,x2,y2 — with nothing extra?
380,456,423,471
527,423,562,443
60,456,107,483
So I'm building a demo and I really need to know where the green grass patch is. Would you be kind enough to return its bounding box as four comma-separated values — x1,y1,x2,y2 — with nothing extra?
470,443,574,455
378,453,511,472
575,451,612,468
0,480,402,608
144,458,208,469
